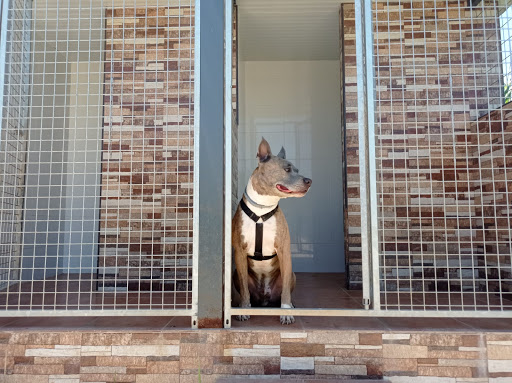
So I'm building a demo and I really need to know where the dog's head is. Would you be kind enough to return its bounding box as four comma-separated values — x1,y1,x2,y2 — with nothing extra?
250,138,312,199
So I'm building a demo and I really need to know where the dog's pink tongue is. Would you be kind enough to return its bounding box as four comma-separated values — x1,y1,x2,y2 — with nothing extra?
276,184,292,193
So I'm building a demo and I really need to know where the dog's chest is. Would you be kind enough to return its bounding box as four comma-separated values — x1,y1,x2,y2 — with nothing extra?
241,214,277,259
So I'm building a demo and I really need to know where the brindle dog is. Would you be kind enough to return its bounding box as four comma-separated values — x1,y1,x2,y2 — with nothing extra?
232,138,312,324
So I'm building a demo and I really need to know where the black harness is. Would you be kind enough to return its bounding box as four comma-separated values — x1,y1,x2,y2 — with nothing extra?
240,198,278,261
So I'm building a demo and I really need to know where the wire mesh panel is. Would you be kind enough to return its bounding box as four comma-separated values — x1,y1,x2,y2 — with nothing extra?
0,0,31,292
373,0,512,311
0,0,196,314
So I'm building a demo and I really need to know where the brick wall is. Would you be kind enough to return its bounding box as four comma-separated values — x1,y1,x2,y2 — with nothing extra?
343,0,507,295
1,329,511,381
99,5,194,291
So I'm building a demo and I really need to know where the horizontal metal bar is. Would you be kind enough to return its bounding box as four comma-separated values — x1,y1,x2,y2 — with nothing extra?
230,307,512,318
0,309,194,317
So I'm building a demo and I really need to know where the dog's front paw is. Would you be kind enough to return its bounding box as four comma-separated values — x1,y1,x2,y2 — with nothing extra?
236,302,251,321
280,303,294,325
280,315,295,325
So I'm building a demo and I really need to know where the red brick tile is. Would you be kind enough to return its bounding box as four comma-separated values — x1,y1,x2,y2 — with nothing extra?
418,366,473,378
13,363,65,375
281,343,325,357
96,356,146,367
359,333,383,346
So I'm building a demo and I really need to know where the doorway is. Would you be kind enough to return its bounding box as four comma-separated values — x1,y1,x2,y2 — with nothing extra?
235,0,355,309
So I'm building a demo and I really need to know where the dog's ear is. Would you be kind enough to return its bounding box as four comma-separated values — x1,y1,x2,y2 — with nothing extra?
257,137,272,162
277,146,286,159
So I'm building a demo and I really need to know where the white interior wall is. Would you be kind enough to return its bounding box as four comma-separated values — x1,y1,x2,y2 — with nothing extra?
238,60,344,272
19,2,105,280
22,54,103,279
61,61,103,274
22,56,69,279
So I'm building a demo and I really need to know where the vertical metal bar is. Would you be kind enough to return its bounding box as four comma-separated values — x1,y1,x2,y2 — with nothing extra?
65,0,73,311
0,0,9,135
365,0,380,311
172,0,177,312
191,0,201,328
0,0,10,293
223,0,232,329
355,0,375,310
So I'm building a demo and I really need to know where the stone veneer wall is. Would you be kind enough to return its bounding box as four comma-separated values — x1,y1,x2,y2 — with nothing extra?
232,5,239,214
340,5,350,287
99,5,194,291
343,0,506,295
1,329,512,381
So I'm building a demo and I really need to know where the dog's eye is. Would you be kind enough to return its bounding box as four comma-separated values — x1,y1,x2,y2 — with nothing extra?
284,167,291,173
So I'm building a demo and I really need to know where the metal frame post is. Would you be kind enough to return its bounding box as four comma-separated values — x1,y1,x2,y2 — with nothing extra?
355,0,379,310
195,0,225,328
365,0,381,311
223,0,233,329
191,0,201,329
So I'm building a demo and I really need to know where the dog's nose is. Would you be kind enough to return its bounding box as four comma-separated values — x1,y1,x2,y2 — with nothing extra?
303,178,312,186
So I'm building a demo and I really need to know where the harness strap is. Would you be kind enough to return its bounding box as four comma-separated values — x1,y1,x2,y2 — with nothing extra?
240,199,278,223
248,253,277,261
255,222,263,257
240,199,278,262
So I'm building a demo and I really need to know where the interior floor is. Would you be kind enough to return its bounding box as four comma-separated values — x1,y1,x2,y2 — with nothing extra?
0,273,192,310
292,273,362,309
1,272,507,314
0,273,357,311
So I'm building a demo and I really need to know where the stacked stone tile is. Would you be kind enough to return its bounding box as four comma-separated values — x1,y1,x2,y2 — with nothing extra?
340,5,350,288
232,5,239,214
342,3,362,289
1,329,512,381
343,0,510,303
99,5,194,293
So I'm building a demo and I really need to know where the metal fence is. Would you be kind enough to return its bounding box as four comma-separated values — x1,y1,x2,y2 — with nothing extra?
1,0,511,324
373,0,512,313
0,0,197,318
225,0,512,324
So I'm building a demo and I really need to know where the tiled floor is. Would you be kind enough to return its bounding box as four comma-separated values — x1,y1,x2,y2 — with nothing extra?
1,311,511,332
293,273,363,309
0,310,511,332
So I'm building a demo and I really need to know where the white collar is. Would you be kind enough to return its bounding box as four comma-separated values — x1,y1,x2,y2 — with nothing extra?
244,178,280,216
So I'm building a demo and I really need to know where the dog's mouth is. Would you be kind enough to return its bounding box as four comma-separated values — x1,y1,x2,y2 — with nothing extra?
276,184,307,194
